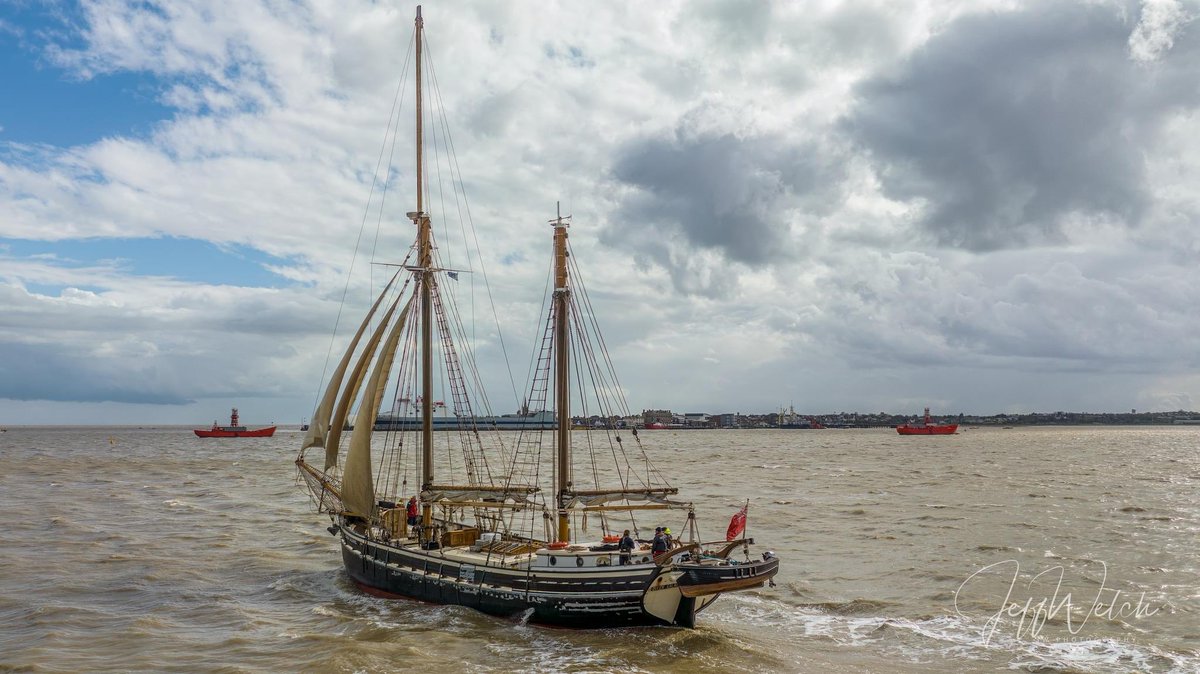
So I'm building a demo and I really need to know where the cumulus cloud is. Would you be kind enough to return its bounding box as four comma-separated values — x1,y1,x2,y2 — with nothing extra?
611,134,811,260
0,258,339,408
4,0,1200,421
843,1,1200,251
606,124,845,297
1129,0,1190,62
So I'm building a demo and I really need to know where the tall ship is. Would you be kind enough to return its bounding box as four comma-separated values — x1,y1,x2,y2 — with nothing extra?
896,407,958,435
194,408,276,438
295,7,778,628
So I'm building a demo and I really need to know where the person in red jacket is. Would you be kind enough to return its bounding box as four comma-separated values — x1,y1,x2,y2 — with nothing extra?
405,496,419,528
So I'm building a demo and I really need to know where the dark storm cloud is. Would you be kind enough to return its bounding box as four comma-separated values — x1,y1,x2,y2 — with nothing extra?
607,130,837,289
0,342,194,405
844,2,1200,251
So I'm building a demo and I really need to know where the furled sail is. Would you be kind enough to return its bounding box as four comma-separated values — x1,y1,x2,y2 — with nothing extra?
561,488,681,508
302,270,400,462
342,296,414,518
422,483,541,507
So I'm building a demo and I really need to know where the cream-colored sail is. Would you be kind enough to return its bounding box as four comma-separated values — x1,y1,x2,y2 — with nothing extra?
326,289,405,469
302,271,400,461
342,296,413,518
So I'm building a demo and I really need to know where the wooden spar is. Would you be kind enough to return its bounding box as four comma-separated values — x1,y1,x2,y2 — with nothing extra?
426,484,541,493
710,538,755,559
576,503,681,508
566,487,679,496
655,542,701,566
426,502,679,513
552,202,571,543
413,5,435,544
430,501,531,510
295,457,344,502
415,5,424,220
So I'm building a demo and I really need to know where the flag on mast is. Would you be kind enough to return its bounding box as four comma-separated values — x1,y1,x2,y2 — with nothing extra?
726,503,748,541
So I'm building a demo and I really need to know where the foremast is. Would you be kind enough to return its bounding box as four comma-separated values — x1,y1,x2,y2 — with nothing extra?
551,203,572,543
411,5,435,543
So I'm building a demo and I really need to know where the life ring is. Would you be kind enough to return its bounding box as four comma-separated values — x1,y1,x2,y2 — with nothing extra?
576,556,585,567
547,541,569,550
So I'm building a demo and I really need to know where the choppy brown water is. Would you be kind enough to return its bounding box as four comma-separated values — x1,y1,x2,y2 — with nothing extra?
1,426,1197,673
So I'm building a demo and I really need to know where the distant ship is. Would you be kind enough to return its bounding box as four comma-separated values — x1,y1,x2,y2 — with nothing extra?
896,407,958,435
777,405,825,429
194,408,277,438
374,408,557,431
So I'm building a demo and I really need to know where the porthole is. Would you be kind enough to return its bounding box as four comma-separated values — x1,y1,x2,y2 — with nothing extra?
549,556,557,566
575,556,584,567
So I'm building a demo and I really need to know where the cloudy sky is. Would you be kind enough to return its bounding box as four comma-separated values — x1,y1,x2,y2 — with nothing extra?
1,0,1198,425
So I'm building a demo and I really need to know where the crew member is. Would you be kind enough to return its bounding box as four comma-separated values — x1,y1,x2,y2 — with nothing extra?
405,496,419,534
651,527,668,558
618,529,636,565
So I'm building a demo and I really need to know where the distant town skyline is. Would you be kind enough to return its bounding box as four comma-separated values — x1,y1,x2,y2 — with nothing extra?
3,1,1200,425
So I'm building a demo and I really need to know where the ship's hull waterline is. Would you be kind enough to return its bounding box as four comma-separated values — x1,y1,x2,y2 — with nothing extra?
337,525,776,628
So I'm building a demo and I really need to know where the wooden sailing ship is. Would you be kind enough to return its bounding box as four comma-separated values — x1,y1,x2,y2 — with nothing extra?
295,6,778,628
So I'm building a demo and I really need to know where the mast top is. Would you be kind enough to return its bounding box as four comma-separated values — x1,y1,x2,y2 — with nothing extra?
549,200,571,228
416,5,423,24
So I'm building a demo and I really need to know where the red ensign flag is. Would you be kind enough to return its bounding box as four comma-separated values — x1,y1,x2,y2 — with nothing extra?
725,505,748,541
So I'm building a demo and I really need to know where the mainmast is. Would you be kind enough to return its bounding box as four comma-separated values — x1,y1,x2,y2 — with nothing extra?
409,5,434,541
551,203,572,543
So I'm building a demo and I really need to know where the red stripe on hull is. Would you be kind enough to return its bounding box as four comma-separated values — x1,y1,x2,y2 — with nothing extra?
895,424,957,435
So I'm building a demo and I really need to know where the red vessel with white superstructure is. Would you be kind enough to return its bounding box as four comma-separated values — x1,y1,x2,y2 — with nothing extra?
194,408,277,438
896,407,958,435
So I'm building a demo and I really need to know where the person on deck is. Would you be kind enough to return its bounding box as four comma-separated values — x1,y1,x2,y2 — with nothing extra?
651,527,669,558
663,527,674,547
618,529,635,565
405,496,419,531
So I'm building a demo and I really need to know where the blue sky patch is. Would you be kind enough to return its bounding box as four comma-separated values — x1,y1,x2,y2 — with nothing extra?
4,236,300,288
0,5,173,147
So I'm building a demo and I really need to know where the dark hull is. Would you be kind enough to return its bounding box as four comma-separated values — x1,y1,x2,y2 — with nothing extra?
676,558,780,597
339,527,710,628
